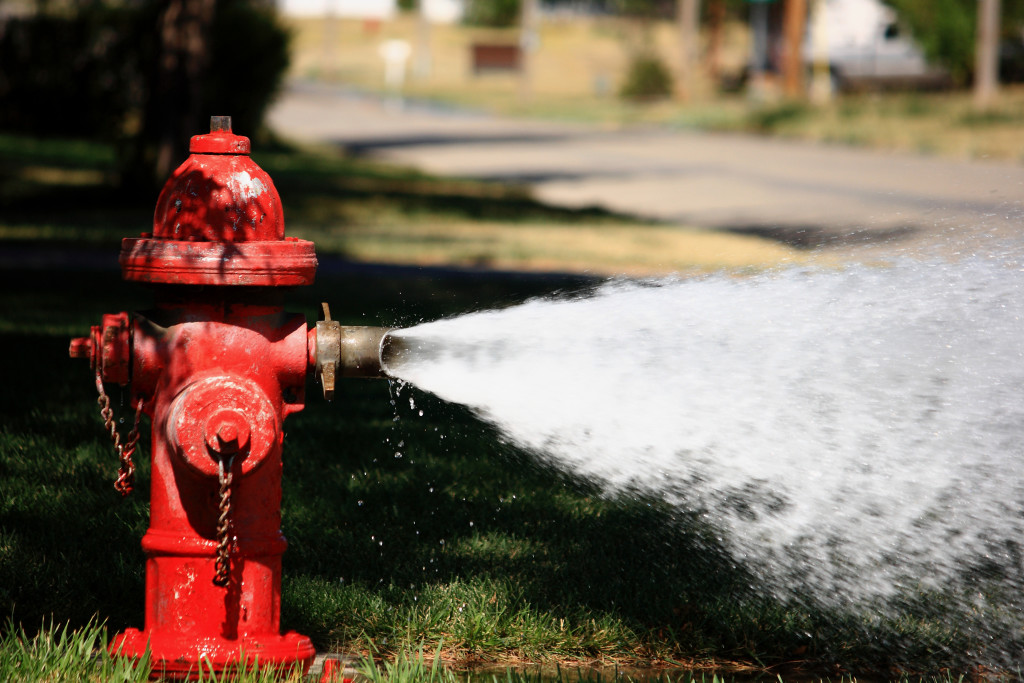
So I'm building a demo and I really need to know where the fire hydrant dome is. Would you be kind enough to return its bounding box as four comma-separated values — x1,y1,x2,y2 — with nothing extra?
120,117,317,287
153,131,283,242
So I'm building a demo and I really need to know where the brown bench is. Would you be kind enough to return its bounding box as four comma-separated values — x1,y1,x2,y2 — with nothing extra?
470,43,521,74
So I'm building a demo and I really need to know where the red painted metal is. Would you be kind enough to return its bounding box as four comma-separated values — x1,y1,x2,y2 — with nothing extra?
319,657,355,683
119,118,317,287
70,118,317,679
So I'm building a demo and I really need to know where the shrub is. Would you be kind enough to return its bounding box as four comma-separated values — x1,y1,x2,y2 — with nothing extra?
0,0,290,188
619,54,674,101
463,0,520,27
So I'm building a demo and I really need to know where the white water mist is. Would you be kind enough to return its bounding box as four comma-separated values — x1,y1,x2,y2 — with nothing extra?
384,255,1024,621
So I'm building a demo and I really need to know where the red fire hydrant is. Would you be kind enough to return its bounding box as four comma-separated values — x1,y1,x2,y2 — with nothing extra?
69,117,389,678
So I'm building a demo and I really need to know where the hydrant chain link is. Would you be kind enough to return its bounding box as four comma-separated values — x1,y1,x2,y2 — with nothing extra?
213,454,235,587
94,368,143,497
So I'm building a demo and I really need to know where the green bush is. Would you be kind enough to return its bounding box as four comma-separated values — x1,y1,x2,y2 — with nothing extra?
0,0,290,186
619,54,674,101
463,0,520,27
887,0,1024,86
0,5,140,140
205,0,292,140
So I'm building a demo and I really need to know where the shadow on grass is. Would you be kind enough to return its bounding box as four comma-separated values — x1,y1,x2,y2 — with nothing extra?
0,133,988,675
0,265,984,677
0,132,635,257
0,267,776,657
261,147,632,229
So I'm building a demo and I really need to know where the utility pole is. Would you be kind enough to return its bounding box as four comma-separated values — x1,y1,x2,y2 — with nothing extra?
782,0,807,99
974,0,1001,110
413,0,432,81
323,0,337,81
808,0,832,104
519,0,539,105
748,0,770,99
148,0,216,185
677,0,702,101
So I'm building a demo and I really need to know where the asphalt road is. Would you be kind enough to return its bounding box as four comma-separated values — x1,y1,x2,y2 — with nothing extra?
268,83,1024,254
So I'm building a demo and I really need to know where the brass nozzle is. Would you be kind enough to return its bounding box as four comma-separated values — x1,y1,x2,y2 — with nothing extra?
315,303,392,399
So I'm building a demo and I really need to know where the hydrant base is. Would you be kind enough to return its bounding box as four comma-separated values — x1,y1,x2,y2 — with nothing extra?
113,627,315,680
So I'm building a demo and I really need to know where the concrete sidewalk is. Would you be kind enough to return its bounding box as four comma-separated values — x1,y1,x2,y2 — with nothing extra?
268,83,1024,252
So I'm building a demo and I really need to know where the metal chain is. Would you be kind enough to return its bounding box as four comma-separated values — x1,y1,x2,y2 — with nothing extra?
94,369,143,497
213,455,235,587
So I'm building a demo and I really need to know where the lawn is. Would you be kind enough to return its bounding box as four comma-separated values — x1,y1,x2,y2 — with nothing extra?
2,262,974,680
0,132,990,680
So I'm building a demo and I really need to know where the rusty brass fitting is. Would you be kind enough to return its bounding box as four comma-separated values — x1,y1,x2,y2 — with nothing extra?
315,303,393,400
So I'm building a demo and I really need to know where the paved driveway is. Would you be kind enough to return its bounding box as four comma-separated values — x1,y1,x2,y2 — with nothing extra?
268,83,1024,253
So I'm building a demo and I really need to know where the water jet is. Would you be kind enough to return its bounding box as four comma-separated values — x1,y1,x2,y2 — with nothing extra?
379,255,1024,669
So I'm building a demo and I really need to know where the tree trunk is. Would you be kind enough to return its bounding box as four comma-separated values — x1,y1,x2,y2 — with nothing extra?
974,0,1001,110
414,0,432,81
705,0,726,84
519,0,539,104
129,0,216,190
781,0,807,99
676,0,701,101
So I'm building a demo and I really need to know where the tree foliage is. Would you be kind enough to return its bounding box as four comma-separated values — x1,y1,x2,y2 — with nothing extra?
886,0,1024,85
0,0,290,190
619,53,674,99
462,0,521,27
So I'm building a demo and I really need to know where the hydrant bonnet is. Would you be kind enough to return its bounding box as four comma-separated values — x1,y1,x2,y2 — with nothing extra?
120,116,317,287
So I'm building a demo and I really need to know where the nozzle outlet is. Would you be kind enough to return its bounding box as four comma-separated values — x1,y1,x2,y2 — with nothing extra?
314,303,392,400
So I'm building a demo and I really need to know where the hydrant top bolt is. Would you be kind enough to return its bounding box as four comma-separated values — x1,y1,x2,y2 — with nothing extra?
210,115,232,133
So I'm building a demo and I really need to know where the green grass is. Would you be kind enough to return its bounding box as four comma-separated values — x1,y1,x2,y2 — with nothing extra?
0,129,633,250
0,132,1004,680
0,263,994,678
0,130,806,277
0,618,150,682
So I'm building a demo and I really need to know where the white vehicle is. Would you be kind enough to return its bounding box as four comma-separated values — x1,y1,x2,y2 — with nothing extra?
806,0,948,91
